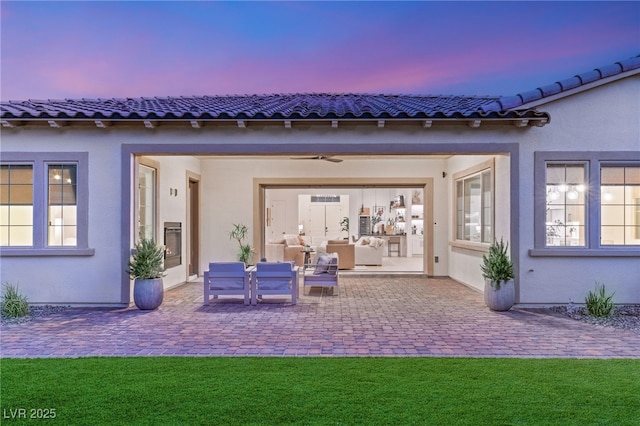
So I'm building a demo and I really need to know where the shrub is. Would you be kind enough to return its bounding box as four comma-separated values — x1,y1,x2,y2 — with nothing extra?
480,238,514,289
585,282,614,318
128,238,165,279
1,282,30,318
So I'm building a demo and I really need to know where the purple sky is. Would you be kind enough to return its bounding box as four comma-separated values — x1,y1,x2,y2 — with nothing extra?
1,1,638,100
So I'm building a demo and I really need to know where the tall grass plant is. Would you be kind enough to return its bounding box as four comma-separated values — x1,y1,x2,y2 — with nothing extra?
1,282,29,318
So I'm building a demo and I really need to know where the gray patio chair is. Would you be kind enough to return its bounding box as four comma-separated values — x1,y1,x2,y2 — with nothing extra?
251,262,298,305
203,262,251,305
303,253,339,295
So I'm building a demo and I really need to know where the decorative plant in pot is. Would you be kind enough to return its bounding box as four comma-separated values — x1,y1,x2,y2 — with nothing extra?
128,238,165,310
229,223,255,265
480,238,515,311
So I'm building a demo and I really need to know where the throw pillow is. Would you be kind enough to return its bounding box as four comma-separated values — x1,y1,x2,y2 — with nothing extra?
284,235,300,246
369,237,381,248
313,255,331,274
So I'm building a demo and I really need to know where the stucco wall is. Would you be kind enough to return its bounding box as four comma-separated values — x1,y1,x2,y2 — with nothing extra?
144,155,201,291
1,129,123,305
516,76,640,305
445,154,511,292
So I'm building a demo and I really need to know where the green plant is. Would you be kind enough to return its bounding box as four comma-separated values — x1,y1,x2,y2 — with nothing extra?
480,238,514,289
1,282,30,318
229,223,254,264
127,238,165,279
340,216,349,234
585,282,615,318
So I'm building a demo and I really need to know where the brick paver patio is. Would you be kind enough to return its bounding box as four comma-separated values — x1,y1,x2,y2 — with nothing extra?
1,277,638,358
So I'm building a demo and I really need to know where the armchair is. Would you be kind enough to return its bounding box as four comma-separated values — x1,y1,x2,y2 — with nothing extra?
203,262,251,305
264,234,305,266
325,240,355,269
251,262,299,305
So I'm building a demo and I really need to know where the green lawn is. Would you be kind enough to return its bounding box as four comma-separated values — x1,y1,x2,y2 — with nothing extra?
1,357,638,425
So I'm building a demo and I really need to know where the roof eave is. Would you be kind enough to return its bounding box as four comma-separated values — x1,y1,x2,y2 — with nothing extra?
511,68,640,110
1,115,550,129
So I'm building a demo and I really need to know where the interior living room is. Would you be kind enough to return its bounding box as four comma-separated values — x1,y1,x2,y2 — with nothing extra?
264,186,427,273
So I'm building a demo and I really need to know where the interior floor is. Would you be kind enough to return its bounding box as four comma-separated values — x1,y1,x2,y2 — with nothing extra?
341,255,424,275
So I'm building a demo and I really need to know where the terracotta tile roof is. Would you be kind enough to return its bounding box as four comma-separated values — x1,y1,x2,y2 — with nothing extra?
481,54,640,112
2,55,636,123
1,94,543,121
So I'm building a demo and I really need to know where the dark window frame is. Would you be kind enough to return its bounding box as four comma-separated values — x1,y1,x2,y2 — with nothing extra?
530,151,640,257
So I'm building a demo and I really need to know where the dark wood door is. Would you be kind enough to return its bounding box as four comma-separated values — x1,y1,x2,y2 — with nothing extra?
189,179,199,276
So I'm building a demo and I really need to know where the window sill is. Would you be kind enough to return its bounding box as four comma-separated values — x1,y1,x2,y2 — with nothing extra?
0,248,96,257
449,240,490,253
529,248,640,257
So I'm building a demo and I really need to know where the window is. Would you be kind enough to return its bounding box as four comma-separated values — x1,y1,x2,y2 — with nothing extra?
454,160,493,244
48,164,78,246
0,164,34,246
0,153,92,256
532,152,640,256
601,166,640,245
545,163,586,247
138,163,157,241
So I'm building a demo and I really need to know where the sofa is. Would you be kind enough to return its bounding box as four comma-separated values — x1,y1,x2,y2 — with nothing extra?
354,236,385,266
324,240,355,269
264,234,305,266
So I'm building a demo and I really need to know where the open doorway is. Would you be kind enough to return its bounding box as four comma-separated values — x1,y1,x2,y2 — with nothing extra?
256,178,434,275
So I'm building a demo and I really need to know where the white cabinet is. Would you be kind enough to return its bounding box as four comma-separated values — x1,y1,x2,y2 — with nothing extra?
412,236,424,255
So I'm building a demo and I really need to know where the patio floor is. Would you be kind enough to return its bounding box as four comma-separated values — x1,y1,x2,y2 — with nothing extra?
1,276,639,358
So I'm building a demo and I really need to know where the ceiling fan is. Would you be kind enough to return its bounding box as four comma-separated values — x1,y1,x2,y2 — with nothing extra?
290,155,343,163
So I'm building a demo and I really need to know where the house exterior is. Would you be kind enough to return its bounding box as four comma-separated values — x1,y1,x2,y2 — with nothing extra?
1,56,638,307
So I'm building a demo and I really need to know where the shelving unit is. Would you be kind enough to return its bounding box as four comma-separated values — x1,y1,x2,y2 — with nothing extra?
410,204,423,255
390,195,406,234
358,215,371,236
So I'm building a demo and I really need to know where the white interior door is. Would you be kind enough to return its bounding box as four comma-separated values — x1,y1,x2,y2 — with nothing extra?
268,200,286,239
325,205,343,238
307,204,326,237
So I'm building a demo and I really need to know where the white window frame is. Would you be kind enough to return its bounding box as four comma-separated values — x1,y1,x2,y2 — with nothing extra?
451,159,495,251
531,151,640,257
136,158,159,242
0,152,94,256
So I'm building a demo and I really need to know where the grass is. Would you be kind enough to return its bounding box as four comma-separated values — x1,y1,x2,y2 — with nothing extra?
1,357,638,425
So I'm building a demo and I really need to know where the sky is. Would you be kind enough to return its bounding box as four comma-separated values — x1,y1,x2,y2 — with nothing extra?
1,1,639,101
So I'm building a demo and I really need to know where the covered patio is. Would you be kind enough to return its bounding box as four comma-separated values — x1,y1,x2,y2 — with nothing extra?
2,276,639,358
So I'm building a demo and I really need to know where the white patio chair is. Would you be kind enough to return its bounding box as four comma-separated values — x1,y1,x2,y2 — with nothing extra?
303,253,339,295
203,262,251,305
251,262,298,305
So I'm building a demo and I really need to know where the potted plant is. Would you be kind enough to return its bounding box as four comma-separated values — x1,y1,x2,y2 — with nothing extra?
128,238,165,310
480,238,515,311
229,223,255,265
340,216,350,239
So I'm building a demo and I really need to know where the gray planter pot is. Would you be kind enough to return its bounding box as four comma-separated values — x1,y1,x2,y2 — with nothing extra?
134,278,164,310
484,278,515,311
